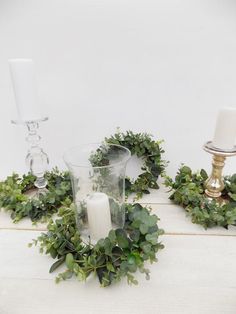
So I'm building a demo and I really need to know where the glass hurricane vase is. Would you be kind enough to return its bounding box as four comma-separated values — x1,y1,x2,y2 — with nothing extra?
64,143,131,242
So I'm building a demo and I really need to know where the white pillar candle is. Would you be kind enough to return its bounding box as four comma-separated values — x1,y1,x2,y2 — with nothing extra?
8,58,41,121
212,108,236,150
86,192,112,240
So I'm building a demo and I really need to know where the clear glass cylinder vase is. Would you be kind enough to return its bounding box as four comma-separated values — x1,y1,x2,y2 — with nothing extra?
64,143,131,242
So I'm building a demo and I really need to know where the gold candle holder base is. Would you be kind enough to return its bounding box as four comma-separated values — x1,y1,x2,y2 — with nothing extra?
203,141,236,199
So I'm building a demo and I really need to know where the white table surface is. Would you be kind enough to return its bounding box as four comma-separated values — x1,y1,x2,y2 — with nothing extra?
0,184,236,314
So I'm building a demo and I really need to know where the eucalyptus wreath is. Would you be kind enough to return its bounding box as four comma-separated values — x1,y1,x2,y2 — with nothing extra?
0,169,72,222
105,130,166,198
30,201,164,287
0,131,165,223
165,165,236,229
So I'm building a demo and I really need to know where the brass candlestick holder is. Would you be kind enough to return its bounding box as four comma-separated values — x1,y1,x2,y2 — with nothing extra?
203,141,236,199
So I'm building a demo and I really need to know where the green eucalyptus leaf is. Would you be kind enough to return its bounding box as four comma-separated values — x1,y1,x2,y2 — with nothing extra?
145,233,158,245
65,253,74,270
115,229,129,249
49,257,65,273
108,229,116,243
228,193,236,201
139,224,149,235
200,169,208,180
49,247,58,259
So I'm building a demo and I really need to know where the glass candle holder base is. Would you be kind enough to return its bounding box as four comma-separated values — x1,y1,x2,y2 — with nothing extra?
24,187,48,199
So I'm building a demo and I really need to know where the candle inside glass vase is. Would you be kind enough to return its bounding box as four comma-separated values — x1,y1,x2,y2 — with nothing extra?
86,192,112,240
64,143,131,242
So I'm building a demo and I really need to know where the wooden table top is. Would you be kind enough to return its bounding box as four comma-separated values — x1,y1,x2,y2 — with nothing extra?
0,184,236,314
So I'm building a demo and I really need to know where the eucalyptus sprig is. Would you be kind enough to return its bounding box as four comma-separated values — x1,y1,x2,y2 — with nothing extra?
105,130,166,198
165,165,236,229
30,202,164,287
0,169,72,222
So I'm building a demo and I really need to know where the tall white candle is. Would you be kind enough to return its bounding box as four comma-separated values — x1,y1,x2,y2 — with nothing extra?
212,108,236,150
86,192,112,240
8,58,41,121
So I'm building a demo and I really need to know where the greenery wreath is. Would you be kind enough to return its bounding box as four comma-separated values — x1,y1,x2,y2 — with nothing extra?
0,130,165,223
0,169,72,223
165,165,236,229
30,202,164,287
105,130,166,198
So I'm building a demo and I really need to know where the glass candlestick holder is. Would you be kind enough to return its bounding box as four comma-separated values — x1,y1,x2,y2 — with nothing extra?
64,143,131,243
11,117,49,196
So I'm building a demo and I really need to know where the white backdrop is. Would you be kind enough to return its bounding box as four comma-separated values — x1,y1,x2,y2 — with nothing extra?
1,0,236,179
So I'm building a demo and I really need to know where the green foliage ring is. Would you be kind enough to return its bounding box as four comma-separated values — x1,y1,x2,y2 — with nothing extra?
165,165,236,229
105,130,166,198
0,170,72,222
30,202,164,287
0,130,166,223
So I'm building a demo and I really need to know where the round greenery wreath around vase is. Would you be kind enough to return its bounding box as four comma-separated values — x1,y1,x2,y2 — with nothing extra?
105,130,166,199
30,202,164,287
165,165,236,229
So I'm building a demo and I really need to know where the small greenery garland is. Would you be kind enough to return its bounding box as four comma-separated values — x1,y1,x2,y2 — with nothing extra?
105,130,166,198
30,201,164,287
165,165,236,229
0,169,72,222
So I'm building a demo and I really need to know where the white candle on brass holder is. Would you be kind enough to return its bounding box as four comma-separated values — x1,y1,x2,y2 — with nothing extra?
8,58,41,121
86,192,112,240
212,107,236,150
203,107,236,199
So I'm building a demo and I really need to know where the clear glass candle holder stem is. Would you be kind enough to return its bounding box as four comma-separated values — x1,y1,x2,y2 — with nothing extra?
12,117,49,195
